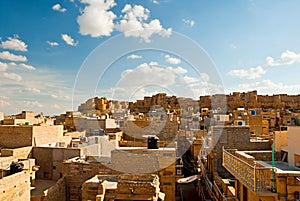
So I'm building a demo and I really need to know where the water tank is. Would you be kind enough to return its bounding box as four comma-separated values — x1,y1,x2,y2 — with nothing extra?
147,136,159,149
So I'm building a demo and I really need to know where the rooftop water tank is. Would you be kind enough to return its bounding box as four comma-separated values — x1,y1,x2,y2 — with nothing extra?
147,136,159,149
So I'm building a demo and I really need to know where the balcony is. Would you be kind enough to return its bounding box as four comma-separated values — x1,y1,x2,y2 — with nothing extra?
222,148,274,192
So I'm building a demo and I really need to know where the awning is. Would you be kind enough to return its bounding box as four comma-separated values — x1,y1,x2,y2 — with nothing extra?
177,175,199,184
158,192,165,200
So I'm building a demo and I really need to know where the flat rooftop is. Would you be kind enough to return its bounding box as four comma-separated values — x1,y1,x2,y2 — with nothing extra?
258,161,300,172
116,147,175,151
31,179,57,197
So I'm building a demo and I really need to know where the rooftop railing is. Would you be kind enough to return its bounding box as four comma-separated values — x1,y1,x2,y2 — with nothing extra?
222,148,273,192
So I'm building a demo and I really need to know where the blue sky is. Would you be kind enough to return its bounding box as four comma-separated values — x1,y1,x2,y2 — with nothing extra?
0,0,300,115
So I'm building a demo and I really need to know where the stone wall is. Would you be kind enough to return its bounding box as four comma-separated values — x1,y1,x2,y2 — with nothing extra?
1,146,32,159
32,125,64,146
0,171,30,201
62,160,113,201
0,126,33,148
208,126,270,177
43,178,66,201
123,120,178,141
32,147,80,180
199,91,300,110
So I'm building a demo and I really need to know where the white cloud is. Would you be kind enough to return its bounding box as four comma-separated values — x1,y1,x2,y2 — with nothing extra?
51,94,70,100
229,43,237,49
0,51,27,62
182,75,198,83
61,34,78,46
77,0,116,37
8,62,17,67
3,72,22,81
127,54,142,59
152,0,159,4
0,62,8,71
228,66,266,79
165,54,181,65
47,41,59,47
21,87,41,93
0,62,35,71
149,61,158,66
19,63,36,70
115,4,172,43
119,62,177,88
266,50,300,66
52,4,67,12
235,79,300,94
110,62,210,100
182,19,195,27
167,66,187,74
0,100,10,108
0,35,28,52
24,101,43,108
200,73,210,82
52,104,61,109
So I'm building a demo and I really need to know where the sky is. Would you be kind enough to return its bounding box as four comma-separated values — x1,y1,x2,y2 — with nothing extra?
1,0,300,115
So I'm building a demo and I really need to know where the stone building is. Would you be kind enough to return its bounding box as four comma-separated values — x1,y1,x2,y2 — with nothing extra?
110,147,177,201
1,111,53,126
199,90,300,111
199,126,271,200
222,148,300,201
123,119,178,142
81,174,165,201
0,124,66,148
32,146,81,181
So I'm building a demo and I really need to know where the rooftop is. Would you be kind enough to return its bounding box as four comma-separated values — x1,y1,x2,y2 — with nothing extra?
258,161,300,172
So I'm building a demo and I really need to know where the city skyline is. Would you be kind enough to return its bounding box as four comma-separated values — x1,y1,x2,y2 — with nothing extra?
1,0,300,115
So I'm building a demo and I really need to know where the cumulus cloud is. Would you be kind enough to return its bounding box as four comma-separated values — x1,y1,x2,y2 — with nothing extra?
0,62,8,71
19,63,36,70
0,51,27,62
236,79,300,94
0,35,28,52
127,54,142,59
165,54,181,65
52,104,61,109
228,66,266,79
167,66,187,74
266,50,300,66
109,62,212,100
47,41,59,47
77,0,116,37
3,72,22,81
149,61,158,66
182,76,199,83
61,34,78,46
24,101,43,108
119,62,178,90
51,94,70,100
52,4,67,12
200,73,210,82
182,19,195,27
0,99,10,108
20,87,41,93
115,4,172,42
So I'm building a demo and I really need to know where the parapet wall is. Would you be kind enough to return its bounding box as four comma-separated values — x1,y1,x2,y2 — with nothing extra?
0,171,30,201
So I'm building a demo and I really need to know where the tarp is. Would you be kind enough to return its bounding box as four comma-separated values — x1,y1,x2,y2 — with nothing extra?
177,175,198,184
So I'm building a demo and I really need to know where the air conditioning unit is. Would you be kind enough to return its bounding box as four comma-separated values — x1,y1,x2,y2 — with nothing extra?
236,120,245,126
